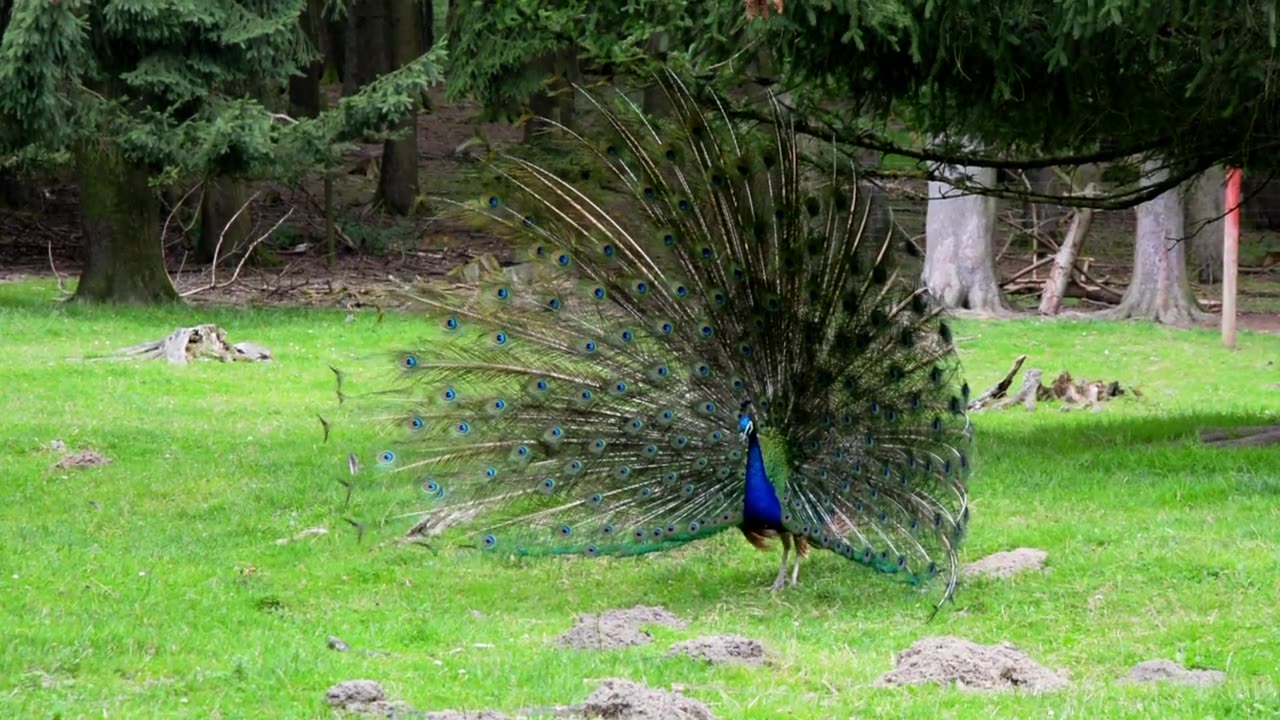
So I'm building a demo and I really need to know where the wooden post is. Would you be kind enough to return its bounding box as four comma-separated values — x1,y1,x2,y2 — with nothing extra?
1222,167,1241,349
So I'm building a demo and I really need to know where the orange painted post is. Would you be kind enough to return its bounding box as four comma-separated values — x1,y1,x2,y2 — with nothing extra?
1222,166,1241,349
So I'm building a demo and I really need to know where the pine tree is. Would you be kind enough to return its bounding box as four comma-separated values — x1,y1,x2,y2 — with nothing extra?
0,0,443,303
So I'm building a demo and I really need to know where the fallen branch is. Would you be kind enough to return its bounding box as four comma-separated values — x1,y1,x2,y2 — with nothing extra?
971,358,1130,412
1001,257,1056,287
180,198,294,298
968,354,1027,410
1040,198,1096,315
991,368,1045,411
1199,424,1280,447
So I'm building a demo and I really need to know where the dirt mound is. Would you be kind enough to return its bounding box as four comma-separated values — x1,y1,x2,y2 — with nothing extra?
1124,659,1225,687
579,678,715,720
54,449,112,470
556,605,687,650
424,711,511,720
962,548,1048,579
877,636,1069,693
667,635,767,666
324,679,410,716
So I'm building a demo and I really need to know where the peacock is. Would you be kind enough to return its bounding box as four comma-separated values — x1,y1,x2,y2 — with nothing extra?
346,73,973,604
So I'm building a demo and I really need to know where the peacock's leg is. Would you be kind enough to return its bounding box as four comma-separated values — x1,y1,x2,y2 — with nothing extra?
771,533,792,591
789,542,802,586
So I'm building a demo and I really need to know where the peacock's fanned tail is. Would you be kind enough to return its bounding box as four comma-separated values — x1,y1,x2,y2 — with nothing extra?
354,72,972,598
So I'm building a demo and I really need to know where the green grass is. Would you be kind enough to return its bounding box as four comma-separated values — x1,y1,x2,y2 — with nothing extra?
3,277,1279,719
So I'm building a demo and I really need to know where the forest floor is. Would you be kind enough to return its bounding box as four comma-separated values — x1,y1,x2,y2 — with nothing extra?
2,277,1279,719
4,87,1280,331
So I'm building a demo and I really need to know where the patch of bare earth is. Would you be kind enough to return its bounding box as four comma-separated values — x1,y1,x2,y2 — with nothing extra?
1124,659,1225,687
555,605,687,651
324,680,412,717
576,679,715,720
54,450,112,470
877,636,1069,693
962,548,1048,579
667,635,767,666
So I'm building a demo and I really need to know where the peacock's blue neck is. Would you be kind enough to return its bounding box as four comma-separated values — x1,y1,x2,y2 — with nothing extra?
741,431,783,529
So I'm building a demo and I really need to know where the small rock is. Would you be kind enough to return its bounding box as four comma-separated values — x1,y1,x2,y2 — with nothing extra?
580,678,715,720
962,548,1048,579
327,635,350,652
667,635,767,666
1124,659,1225,687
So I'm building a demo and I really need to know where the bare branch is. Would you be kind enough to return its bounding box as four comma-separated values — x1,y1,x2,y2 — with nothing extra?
179,191,295,298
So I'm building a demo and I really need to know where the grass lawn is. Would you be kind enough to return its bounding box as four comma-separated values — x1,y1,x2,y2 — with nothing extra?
2,277,1278,719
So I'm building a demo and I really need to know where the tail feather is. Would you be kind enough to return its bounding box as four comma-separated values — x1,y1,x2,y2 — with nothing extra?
342,71,972,602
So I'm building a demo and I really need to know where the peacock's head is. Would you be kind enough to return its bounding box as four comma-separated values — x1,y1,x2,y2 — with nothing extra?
738,398,756,442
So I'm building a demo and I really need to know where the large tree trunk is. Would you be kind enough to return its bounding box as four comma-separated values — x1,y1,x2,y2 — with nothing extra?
1186,166,1225,284
73,146,178,303
196,176,253,264
344,0,380,96
377,0,421,215
288,0,327,118
924,162,1011,314
1102,162,1208,325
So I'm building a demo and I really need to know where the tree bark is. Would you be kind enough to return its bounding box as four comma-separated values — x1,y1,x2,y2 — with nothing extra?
377,0,421,215
1021,167,1062,249
1038,203,1095,315
1186,166,1225,284
197,176,253,264
523,48,580,143
344,0,381,95
642,33,672,116
924,160,1011,314
72,145,178,303
288,0,327,118
1102,162,1208,325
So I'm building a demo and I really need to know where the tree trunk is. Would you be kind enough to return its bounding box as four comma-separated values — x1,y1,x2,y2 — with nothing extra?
377,0,421,215
344,0,381,95
1102,162,1208,326
1186,166,1225,284
197,176,253,264
642,33,672,116
288,0,327,118
523,48,580,143
1020,167,1061,252
924,162,1011,314
72,145,178,303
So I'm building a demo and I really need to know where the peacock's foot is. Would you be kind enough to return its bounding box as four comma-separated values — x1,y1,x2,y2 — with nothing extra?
770,575,787,591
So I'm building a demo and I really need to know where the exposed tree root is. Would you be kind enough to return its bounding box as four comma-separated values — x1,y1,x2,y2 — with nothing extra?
1199,425,1280,448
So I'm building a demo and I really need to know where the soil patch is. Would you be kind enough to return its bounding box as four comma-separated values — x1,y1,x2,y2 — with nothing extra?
667,635,767,666
1124,659,1225,687
54,450,112,470
877,636,1069,693
962,548,1048,579
555,605,687,651
578,679,715,720
324,680,411,717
